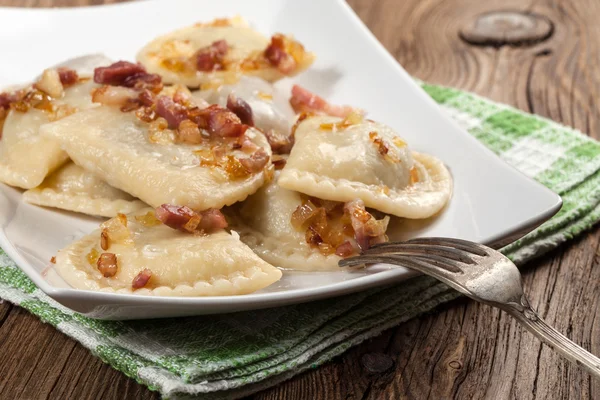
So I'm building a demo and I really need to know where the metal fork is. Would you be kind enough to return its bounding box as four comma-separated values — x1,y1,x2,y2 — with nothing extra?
339,237,600,379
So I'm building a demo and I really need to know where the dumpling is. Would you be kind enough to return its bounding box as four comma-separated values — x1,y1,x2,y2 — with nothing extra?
42,98,273,210
0,55,111,189
23,162,147,218
228,172,390,271
53,208,282,296
194,76,295,139
136,17,314,89
278,115,452,219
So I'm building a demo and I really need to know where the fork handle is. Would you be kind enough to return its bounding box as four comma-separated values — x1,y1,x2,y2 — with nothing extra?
504,302,600,379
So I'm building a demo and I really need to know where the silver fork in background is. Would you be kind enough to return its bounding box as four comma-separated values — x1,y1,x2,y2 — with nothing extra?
339,237,600,379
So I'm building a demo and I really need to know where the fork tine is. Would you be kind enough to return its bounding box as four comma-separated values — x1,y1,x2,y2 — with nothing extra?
362,243,477,264
401,237,489,257
339,253,463,275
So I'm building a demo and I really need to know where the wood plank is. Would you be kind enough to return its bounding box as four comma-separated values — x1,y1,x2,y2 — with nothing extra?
0,0,598,399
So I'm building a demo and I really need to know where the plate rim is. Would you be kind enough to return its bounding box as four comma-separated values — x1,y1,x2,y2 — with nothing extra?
0,0,563,317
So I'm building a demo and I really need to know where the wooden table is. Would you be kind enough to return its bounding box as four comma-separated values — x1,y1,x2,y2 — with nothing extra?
0,0,599,398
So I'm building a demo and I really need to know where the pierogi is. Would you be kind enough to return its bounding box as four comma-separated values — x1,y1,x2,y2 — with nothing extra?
229,177,341,271
54,209,282,295
23,162,147,217
136,17,314,88
41,106,273,210
278,115,452,219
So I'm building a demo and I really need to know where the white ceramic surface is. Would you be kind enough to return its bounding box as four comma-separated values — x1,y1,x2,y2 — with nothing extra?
0,0,561,320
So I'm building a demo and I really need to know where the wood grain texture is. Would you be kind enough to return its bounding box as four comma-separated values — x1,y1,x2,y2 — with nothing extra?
0,0,599,399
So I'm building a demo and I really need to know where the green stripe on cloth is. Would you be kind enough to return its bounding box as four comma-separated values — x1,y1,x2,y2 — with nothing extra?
1,83,600,399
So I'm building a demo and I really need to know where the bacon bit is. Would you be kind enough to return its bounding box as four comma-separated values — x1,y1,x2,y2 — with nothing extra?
94,61,146,86
100,229,110,250
232,135,260,153
226,93,254,126
272,155,287,170
97,253,118,278
122,72,163,93
134,211,162,227
194,40,229,71
57,68,79,87
86,248,100,266
410,166,419,184
265,129,294,154
50,256,56,264
155,204,199,232
155,95,189,129
344,199,389,251
335,241,356,257
176,119,203,144
35,69,64,99
205,105,248,137
0,90,25,110
138,90,156,107
132,268,152,289
197,208,228,232
265,34,297,74
290,85,361,118
239,149,269,173
155,204,227,233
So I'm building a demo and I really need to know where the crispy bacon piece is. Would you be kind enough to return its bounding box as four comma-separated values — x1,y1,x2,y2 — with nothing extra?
272,156,286,170
155,204,199,233
195,40,229,71
344,199,389,251
290,85,360,118
264,34,297,74
264,129,294,154
122,72,163,93
94,61,146,86
57,68,79,87
335,241,356,258
191,104,248,137
132,268,152,289
155,204,228,233
239,149,270,173
156,95,189,129
226,93,254,126
97,253,118,278
197,208,228,232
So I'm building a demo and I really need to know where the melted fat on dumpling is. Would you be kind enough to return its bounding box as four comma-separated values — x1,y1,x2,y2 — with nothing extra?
41,106,273,210
278,116,453,219
0,79,99,189
227,176,341,272
23,162,148,218
54,208,282,296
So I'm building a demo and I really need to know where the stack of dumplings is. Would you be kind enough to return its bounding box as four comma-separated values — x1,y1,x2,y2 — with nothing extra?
0,17,452,296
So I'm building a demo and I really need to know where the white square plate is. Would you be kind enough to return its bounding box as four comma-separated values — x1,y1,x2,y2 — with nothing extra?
0,0,561,319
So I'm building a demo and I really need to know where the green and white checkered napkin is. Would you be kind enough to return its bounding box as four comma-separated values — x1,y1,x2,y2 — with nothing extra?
2,83,600,399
